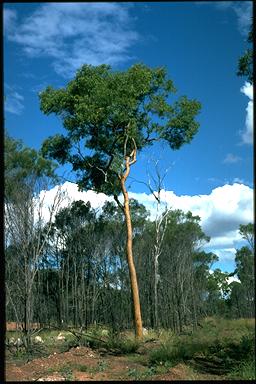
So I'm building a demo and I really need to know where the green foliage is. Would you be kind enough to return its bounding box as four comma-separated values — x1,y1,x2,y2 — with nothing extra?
70,363,88,372
40,134,71,166
106,334,140,354
149,342,179,365
237,19,253,84
127,367,142,380
57,364,74,380
231,224,255,318
149,317,255,376
5,135,56,182
235,246,254,282
227,358,256,380
97,360,109,372
237,50,253,84
58,337,77,353
5,134,57,201
67,360,108,374
239,223,254,251
207,269,231,299
125,363,172,380
40,63,201,195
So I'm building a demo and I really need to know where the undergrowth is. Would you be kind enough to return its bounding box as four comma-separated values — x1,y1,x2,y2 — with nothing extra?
227,358,256,380
149,317,255,379
105,334,140,354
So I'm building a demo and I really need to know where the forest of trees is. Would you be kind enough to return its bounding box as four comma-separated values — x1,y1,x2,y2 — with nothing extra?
5,134,255,339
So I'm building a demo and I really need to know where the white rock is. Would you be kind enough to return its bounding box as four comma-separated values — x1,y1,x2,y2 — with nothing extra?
34,335,44,343
101,329,109,336
9,337,16,345
37,376,65,381
56,333,65,341
142,327,148,336
14,337,23,347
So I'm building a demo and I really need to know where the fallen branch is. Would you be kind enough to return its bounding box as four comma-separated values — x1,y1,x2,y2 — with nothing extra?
45,325,108,344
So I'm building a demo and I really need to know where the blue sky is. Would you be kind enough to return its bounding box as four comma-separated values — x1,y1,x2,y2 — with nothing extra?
4,2,253,273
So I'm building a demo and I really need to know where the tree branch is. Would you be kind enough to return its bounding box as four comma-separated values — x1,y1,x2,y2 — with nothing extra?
114,194,124,211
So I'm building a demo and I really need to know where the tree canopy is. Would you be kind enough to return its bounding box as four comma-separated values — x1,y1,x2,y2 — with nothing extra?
237,19,253,84
40,63,201,195
5,134,57,201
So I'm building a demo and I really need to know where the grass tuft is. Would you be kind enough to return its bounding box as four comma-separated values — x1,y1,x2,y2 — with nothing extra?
106,334,140,354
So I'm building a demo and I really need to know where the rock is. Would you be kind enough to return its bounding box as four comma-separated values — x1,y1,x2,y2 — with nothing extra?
142,327,148,336
57,336,65,341
9,337,16,345
34,335,44,343
14,338,23,347
101,329,109,336
56,333,65,341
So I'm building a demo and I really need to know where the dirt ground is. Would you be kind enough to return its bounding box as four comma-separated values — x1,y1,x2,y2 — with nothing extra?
5,343,224,381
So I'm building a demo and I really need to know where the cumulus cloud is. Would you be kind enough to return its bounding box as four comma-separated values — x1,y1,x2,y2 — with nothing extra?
130,184,253,246
240,82,253,145
37,182,114,224
4,85,24,115
4,3,139,77
223,153,241,164
39,181,253,268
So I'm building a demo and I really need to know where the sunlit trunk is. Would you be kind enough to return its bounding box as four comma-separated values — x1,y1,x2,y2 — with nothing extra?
120,153,143,339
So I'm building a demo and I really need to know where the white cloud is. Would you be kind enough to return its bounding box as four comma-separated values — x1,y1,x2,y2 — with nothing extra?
223,153,241,164
39,182,253,267
201,184,253,235
4,85,24,115
233,177,244,183
210,247,237,262
240,82,253,145
197,1,252,36
230,1,252,36
3,8,17,34
37,182,114,224
4,3,139,77
241,81,253,99
227,275,240,284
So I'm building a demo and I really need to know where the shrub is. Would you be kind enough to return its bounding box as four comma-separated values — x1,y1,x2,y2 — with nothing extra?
149,318,255,374
58,337,78,353
106,334,140,354
149,341,177,365
68,363,88,372
227,358,256,380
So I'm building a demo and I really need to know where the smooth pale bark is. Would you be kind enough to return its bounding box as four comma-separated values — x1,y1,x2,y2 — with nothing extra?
120,152,143,340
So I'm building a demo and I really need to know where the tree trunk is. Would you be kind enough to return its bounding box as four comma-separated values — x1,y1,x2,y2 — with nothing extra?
120,152,143,339
154,251,159,328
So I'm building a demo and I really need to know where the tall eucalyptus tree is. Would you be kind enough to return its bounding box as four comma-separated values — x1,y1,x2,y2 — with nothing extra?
39,63,201,338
